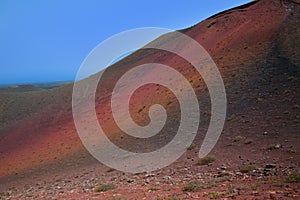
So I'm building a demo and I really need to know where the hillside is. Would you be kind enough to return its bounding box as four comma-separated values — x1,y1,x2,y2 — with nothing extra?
0,0,299,199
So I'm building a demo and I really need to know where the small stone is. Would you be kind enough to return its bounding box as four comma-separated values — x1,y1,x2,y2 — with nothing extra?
236,172,242,176
265,164,276,169
145,173,155,178
127,179,134,183
269,191,276,195
221,166,227,170
292,104,299,109
257,98,263,102
218,170,230,177
274,144,281,149
163,176,172,180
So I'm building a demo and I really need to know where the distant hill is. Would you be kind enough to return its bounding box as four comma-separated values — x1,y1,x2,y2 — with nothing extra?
0,81,72,93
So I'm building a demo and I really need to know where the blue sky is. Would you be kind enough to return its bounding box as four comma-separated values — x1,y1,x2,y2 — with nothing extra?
0,0,251,85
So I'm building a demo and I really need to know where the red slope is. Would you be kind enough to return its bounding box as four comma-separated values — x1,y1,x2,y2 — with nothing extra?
0,0,299,183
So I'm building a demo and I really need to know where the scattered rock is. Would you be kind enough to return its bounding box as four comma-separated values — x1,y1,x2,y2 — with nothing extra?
263,131,268,135
265,164,277,169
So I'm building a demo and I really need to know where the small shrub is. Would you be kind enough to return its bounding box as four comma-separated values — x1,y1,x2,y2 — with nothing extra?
208,192,224,199
216,177,230,183
286,169,300,183
283,110,290,114
268,144,276,150
197,156,216,166
272,180,284,187
240,164,256,173
267,144,281,150
187,144,195,151
227,114,236,121
106,168,115,173
250,183,261,190
183,181,202,192
233,184,245,191
244,139,252,144
234,136,243,142
204,181,216,189
95,184,116,192
292,104,299,109
287,148,296,154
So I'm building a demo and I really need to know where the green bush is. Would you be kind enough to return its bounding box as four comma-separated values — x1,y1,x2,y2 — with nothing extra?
234,135,243,142
240,164,256,173
286,169,300,183
197,156,216,166
95,184,116,192
183,181,202,192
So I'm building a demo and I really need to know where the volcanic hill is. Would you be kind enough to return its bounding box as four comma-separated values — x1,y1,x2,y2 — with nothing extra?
0,0,299,199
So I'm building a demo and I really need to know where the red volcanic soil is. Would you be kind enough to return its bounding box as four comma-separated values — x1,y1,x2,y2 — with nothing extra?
1,0,300,199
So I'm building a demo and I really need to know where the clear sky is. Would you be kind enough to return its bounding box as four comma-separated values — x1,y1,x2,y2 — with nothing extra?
0,0,251,85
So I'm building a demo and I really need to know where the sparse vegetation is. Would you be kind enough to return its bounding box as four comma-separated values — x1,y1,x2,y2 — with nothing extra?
244,139,253,144
267,144,281,150
268,144,276,150
287,148,296,154
183,181,202,192
106,168,115,173
283,110,290,114
204,181,216,189
234,135,243,142
95,184,116,192
197,156,216,166
187,144,195,151
250,182,261,190
240,164,256,173
208,192,225,199
216,176,231,183
286,169,300,183
232,184,245,191
292,104,299,109
227,114,236,121
271,180,284,187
